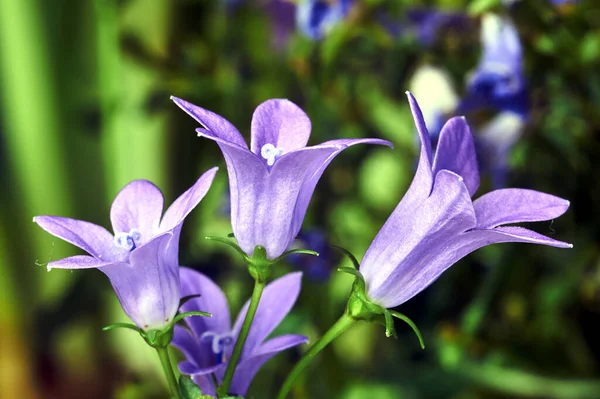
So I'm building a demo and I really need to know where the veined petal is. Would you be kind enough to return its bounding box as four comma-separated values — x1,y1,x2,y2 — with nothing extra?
433,117,480,196
233,272,302,355
33,216,116,259
160,167,218,233
46,255,117,271
110,180,163,241
250,99,311,156
171,96,248,148
362,170,476,308
470,226,572,248
179,267,231,338
229,334,308,396
474,189,570,229
100,233,179,330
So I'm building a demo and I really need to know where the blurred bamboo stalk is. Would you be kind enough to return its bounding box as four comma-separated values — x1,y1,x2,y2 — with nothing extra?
0,0,76,394
95,0,172,198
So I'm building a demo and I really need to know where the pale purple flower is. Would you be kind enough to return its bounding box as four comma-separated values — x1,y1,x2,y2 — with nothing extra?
172,269,306,396
359,93,571,308
34,168,218,330
296,0,353,40
171,97,391,259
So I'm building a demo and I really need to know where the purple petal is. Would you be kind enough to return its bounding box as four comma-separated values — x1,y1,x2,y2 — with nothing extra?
178,360,201,375
250,99,311,156
229,334,308,396
473,189,570,229
110,180,164,241
46,255,117,271
361,170,476,308
171,96,248,148
465,226,572,248
33,216,118,260
160,167,218,233
100,233,180,330
185,363,224,397
172,325,204,367
433,117,480,196
179,267,231,338
233,272,302,355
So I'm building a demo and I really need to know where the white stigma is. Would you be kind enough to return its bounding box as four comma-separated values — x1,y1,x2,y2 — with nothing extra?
114,228,142,251
260,143,284,166
201,331,235,363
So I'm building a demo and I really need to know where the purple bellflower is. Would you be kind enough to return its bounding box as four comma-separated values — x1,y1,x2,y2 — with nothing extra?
459,14,528,118
358,93,571,309
296,0,353,40
34,168,218,330
172,269,307,396
171,97,391,260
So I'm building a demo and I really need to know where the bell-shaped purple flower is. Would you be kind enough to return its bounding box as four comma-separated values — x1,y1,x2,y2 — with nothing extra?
296,0,353,40
460,14,528,118
34,168,218,330
171,97,391,259
359,93,571,308
172,269,306,396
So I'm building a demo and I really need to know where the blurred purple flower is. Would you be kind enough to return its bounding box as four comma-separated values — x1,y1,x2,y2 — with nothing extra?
34,168,218,330
171,96,391,259
359,93,571,308
382,8,469,46
172,269,306,396
287,229,336,281
459,14,528,118
296,0,353,40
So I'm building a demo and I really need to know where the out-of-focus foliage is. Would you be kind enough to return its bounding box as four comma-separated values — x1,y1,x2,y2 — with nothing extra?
1,0,599,398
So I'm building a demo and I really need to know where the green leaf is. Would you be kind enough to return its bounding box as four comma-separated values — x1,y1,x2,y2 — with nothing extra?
179,375,212,399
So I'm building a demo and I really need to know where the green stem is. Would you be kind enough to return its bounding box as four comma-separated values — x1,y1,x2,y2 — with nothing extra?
156,347,182,399
218,280,266,397
276,312,357,399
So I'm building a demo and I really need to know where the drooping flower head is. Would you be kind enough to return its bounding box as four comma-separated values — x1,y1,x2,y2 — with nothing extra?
359,93,571,308
296,0,353,40
172,269,306,396
34,168,218,330
460,13,528,118
171,97,391,259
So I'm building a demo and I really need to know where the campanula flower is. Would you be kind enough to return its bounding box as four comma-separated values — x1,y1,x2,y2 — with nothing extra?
34,168,218,330
359,93,571,308
172,269,306,396
460,14,528,118
296,0,353,40
171,97,391,259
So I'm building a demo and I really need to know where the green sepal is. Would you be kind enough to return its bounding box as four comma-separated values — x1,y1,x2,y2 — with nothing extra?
332,245,361,270
205,236,248,260
227,232,235,238
389,310,425,349
173,311,212,325
274,248,319,263
339,259,425,349
102,322,143,334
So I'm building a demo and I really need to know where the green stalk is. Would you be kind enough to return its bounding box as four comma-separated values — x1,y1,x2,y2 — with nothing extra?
218,280,266,397
156,347,182,399
276,313,357,399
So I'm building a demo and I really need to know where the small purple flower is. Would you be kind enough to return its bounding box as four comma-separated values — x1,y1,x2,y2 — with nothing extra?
359,93,571,308
171,97,391,259
296,0,353,40
34,168,218,330
172,269,307,396
459,14,528,118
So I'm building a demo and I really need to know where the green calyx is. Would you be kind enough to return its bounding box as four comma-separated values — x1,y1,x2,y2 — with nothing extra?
205,236,318,284
336,248,425,349
102,310,211,349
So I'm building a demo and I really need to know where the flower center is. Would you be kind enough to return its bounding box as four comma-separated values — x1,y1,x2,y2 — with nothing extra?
260,143,284,166
114,229,142,251
201,331,235,364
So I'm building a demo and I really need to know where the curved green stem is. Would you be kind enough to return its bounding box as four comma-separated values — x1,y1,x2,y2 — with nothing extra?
217,279,266,397
156,347,182,399
276,312,357,399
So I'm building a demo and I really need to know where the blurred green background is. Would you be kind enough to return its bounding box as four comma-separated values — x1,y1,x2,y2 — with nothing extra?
1,0,600,398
